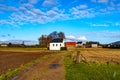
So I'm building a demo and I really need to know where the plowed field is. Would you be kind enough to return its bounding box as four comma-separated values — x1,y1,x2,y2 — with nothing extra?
0,51,53,75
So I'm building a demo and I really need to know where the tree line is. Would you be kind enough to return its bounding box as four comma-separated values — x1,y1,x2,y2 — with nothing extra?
38,31,65,47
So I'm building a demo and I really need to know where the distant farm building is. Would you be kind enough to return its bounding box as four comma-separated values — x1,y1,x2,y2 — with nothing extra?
49,38,65,50
91,42,98,48
66,42,76,49
86,41,99,48
76,42,83,47
0,43,8,47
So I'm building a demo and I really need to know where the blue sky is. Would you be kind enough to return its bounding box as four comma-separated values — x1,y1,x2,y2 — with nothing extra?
0,0,120,44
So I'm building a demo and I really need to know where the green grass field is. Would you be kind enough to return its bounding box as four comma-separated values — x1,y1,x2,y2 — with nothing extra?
64,50,120,80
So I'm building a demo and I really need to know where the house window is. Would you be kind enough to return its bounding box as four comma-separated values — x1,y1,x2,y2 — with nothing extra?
56,44,58,46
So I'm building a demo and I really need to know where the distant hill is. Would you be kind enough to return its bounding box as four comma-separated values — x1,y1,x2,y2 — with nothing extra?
108,41,120,48
0,40,38,45
102,41,120,48
111,41,120,45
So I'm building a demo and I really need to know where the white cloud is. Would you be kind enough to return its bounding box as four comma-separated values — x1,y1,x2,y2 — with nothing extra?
0,4,17,12
70,7,95,19
9,3,47,24
2,3,67,25
99,8,107,12
91,0,108,3
42,0,58,7
98,0,108,3
47,10,58,17
29,0,38,4
115,22,120,26
0,3,96,26
66,35,87,41
110,1,115,7
0,0,119,26
107,7,115,11
117,4,120,10
70,4,88,12
77,5,88,9
32,9,45,15
102,31,120,38
0,38,7,41
0,20,12,25
117,4,120,7
67,35,76,40
91,23,109,27
91,0,96,2
69,4,96,19
85,31,120,39
21,3,34,9
78,36,87,41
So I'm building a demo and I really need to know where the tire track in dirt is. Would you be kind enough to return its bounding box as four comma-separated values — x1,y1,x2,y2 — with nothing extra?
14,53,65,80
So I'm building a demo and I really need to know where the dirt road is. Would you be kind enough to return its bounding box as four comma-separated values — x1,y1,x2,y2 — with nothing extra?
0,51,53,75
12,53,65,80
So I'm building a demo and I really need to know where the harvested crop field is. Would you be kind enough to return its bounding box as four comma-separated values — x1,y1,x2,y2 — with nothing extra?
78,48,120,63
0,51,53,75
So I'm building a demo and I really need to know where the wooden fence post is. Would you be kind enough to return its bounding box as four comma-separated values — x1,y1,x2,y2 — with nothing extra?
76,51,81,63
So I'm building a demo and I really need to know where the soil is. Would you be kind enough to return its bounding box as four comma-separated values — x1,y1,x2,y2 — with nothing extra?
0,51,53,75
12,53,65,80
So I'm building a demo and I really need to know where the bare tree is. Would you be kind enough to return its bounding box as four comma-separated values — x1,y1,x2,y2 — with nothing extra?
38,35,53,47
58,32,65,39
38,35,47,47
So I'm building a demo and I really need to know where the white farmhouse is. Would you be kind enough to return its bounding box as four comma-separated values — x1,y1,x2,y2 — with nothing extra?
86,41,99,48
0,43,8,47
49,38,65,50
91,42,98,48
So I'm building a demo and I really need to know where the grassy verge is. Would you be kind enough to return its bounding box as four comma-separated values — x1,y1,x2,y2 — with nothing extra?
0,53,52,80
64,53,120,80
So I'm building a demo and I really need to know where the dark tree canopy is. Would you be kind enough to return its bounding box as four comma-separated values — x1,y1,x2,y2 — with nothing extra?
48,31,58,39
48,31,65,39
58,32,65,39
38,31,65,47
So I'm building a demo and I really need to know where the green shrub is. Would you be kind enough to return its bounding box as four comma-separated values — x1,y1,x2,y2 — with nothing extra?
61,47,67,50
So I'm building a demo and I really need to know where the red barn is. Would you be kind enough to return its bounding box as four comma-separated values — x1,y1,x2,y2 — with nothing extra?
66,42,76,48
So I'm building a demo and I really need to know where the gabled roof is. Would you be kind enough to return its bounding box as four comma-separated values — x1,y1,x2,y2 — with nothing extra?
51,38,63,43
86,41,98,44
91,42,98,44
76,42,82,44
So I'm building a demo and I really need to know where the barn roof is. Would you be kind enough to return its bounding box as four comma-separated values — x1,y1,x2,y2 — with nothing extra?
51,38,63,43
66,42,76,45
